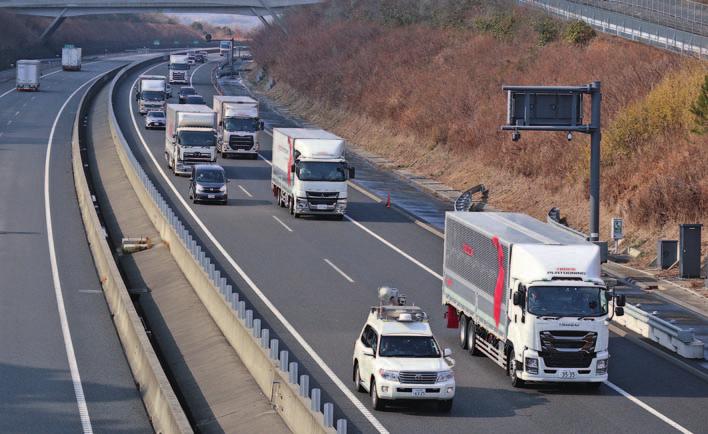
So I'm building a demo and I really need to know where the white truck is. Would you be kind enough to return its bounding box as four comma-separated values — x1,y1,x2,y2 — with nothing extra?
61,45,82,71
271,128,355,219
213,95,263,159
165,104,217,176
169,54,190,84
137,75,167,114
16,60,40,91
219,40,232,57
442,212,625,388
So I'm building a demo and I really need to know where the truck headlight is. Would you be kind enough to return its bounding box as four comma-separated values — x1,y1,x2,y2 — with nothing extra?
378,369,399,382
219,185,226,192
596,359,608,374
525,357,539,375
436,370,454,383
296,198,308,209
336,199,347,212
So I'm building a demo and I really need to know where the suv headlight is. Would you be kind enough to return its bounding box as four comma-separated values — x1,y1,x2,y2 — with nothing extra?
596,359,608,374
219,185,226,192
378,369,399,382
525,357,539,375
195,185,205,193
436,370,454,382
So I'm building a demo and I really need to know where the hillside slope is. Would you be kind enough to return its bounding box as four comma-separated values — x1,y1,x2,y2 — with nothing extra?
251,0,707,264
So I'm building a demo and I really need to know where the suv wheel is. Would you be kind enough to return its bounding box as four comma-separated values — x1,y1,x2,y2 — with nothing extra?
370,379,385,411
353,363,365,393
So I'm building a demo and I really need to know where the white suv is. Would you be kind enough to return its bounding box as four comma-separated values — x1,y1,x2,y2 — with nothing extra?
352,304,455,412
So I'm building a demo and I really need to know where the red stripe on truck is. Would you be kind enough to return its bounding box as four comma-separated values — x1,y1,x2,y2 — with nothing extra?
491,236,505,328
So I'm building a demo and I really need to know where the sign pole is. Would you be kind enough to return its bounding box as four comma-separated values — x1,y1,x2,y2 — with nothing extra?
589,81,602,242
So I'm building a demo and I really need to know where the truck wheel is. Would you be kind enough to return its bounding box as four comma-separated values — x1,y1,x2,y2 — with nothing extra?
353,363,365,393
466,320,481,356
438,399,453,413
507,349,525,388
370,380,385,411
458,315,468,349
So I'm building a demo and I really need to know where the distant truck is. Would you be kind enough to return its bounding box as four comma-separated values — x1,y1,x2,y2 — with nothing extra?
213,95,263,159
137,75,167,114
16,60,40,91
61,45,82,71
165,104,217,176
271,128,354,218
442,212,625,388
219,40,232,57
169,54,190,84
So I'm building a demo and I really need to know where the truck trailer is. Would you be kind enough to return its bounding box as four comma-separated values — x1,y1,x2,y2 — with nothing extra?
137,75,167,114
61,45,82,71
169,54,190,84
165,104,217,176
271,128,354,219
213,95,263,159
16,60,40,91
442,212,624,387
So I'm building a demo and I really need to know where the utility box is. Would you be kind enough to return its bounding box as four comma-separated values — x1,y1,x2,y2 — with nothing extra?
679,224,702,278
657,240,678,270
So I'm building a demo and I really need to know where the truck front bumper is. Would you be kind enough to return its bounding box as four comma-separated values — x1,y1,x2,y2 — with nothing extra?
295,197,347,215
376,379,455,401
519,349,609,383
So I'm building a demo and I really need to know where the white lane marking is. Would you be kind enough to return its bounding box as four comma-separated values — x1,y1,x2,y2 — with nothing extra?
238,185,253,198
348,180,382,203
190,61,212,87
7,120,12,125
31,96,36,101
0,88,14,99
78,289,102,294
46,73,101,434
324,259,354,283
604,382,692,433
264,128,273,137
0,132,4,138
14,111,19,117
127,72,389,434
272,215,293,233
0,60,103,100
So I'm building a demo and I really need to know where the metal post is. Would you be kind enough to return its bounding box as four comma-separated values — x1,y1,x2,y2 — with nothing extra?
589,81,602,242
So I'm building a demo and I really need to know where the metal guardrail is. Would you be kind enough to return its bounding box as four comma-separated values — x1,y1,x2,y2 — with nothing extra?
623,304,696,343
454,184,489,212
107,57,346,433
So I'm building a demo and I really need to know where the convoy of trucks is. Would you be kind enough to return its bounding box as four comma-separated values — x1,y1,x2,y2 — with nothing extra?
442,212,623,387
165,104,217,176
137,75,168,114
213,95,263,159
169,54,190,84
271,128,354,218
16,60,40,91
61,45,82,71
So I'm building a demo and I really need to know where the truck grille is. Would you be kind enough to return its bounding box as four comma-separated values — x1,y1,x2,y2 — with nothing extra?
172,72,186,80
306,191,338,206
540,330,596,368
228,135,254,150
398,372,438,385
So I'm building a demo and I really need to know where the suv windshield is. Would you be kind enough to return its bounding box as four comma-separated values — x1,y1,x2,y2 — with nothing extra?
148,111,165,118
178,131,215,147
527,286,608,317
195,169,224,183
224,117,259,132
180,88,196,96
186,96,205,104
142,91,164,101
379,336,441,358
296,162,347,182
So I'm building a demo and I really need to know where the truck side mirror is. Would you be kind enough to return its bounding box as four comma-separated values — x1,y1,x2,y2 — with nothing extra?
259,121,265,131
512,291,524,306
614,306,624,317
443,348,452,357
348,167,355,179
290,164,296,173
615,294,626,307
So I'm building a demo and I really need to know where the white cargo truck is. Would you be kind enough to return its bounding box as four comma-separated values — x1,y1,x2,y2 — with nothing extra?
213,95,263,159
137,75,167,114
219,40,232,57
442,212,625,388
165,104,217,176
169,54,190,84
61,45,82,71
271,128,355,219
16,60,40,91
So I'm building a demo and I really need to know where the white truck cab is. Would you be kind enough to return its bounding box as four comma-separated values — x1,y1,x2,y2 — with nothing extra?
352,288,455,412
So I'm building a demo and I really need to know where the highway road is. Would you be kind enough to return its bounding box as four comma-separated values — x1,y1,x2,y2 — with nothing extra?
112,55,708,434
0,61,152,433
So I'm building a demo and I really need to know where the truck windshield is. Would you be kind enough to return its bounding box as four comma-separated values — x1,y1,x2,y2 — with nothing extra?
379,336,441,358
296,162,347,182
224,117,259,132
142,91,164,101
171,64,189,71
527,286,608,317
178,131,215,147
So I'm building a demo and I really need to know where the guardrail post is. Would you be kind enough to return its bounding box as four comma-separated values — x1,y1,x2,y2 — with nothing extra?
253,318,261,338
299,375,309,397
337,419,347,434
261,329,270,348
310,388,321,412
288,362,298,384
323,403,334,427
238,301,246,319
279,350,289,372
245,309,253,328
269,339,279,360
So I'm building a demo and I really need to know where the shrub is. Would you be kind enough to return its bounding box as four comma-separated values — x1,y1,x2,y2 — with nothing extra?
690,74,708,134
534,17,559,46
563,20,596,45
473,12,516,39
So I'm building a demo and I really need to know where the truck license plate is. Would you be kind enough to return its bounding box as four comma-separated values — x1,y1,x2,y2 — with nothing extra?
314,204,329,210
208,194,215,199
560,370,576,379
412,388,426,397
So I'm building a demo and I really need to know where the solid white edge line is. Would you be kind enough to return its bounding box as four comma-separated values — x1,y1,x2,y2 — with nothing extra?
127,65,390,434
46,73,101,434
324,259,355,283
238,184,253,198
604,381,692,433
272,215,294,233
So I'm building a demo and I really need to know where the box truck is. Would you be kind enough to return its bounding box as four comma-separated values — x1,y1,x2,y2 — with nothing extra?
16,60,40,91
442,212,624,388
61,45,82,71
213,95,263,159
136,75,167,114
219,40,232,57
169,54,190,84
271,128,355,219
165,104,217,176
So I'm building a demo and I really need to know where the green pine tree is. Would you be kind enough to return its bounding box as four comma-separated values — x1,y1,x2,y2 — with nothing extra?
690,74,708,135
